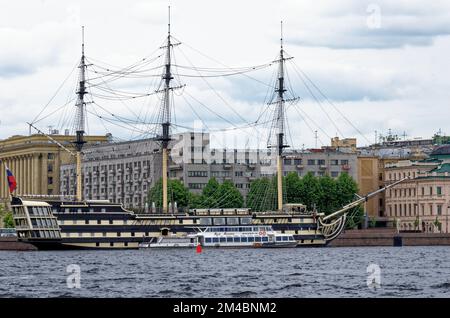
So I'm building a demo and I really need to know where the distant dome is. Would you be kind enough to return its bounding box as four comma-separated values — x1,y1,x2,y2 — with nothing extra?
431,144,450,156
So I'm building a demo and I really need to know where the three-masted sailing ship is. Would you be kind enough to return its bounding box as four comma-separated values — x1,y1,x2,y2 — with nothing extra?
8,14,408,250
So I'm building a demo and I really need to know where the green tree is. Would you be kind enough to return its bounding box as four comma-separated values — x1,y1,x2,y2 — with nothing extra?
317,175,338,215
214,180,244,208
148,178,190,209
285,172,301,203
3,212,14,228
335,173,358,207
298,172,322,210
199,178,221,208
246,177,276,211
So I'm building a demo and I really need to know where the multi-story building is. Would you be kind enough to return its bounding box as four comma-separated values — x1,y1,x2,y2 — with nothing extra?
384,145,450,233
60,138,162,208
60,132,359,209
0,133,109,205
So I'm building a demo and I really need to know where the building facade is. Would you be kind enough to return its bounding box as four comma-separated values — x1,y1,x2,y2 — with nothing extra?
0,133,108,204
384,145,450,233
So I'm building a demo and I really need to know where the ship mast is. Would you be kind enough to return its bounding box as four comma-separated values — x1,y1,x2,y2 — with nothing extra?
272,21,290,212
159,7,175,213
73,26,87,202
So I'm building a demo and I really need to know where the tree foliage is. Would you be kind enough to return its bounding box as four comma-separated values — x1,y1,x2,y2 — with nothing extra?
147,178,190,209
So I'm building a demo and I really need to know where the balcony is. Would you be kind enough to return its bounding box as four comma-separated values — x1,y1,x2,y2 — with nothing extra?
342,164,350,171
169,164,183,170
296,165,304,169
319,165,327,170
223,164,232,169
247,164,256,169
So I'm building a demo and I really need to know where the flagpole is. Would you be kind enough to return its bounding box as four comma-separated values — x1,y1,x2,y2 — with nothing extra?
3,162,13,203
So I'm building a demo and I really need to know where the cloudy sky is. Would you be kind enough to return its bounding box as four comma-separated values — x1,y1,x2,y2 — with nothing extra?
1,0,450,149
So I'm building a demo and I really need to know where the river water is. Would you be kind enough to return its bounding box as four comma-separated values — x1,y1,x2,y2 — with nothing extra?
0,246,449,298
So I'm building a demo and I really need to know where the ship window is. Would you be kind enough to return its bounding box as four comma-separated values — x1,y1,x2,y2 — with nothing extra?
274,219,278,223
255,237,262,242
124,242,128,247
131,232,135,237
89,208,94,212
193,219,197,224
85,220,89,225
233,237,240,243
102,208,106,213
219,237,226,243
97,220,101,224
282,236,288,241
205,238,212,243
213,218,225,225
109,220,113,225
226,237,233,243
241,237,248,242
65,208,70,213
178,219,183,224
240,217,252,225
117,232,121,237
301,240,304,244
77,209,82,213
276,236,282,241
248,237,255,242
110,242,114,247
200,218,212,225
96,242,100,247
262,237,268,242
226,218,239,225
212,238,219,243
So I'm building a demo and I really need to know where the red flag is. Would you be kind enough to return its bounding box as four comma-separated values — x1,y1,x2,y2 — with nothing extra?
5,166,17,193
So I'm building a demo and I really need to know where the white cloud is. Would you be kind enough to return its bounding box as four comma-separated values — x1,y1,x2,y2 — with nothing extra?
0,0,449,149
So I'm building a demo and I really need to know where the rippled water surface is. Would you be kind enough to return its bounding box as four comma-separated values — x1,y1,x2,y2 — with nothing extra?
1,247,450,297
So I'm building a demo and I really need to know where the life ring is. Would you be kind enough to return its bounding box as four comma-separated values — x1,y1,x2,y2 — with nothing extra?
259,230,266,236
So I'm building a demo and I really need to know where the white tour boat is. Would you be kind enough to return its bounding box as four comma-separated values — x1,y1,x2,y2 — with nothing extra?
139,225,297,249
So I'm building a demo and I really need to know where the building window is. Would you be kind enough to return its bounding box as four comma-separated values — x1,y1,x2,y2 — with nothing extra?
188,171,208,177
47,153,54,160
318,159,325,165
437,205,442,216
331,160,339,165
430,204,433,215
331,171,339,178
437,186,442,196
48,177,53,185
430,187,433,196
294,159,302,165
341,160,349,165
307,159,315,166
47,164,53,172
235,171,243,177
284,159,292,165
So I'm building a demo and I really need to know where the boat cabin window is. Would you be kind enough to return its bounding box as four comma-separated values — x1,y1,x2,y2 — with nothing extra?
200,218,212,225
213,218,225,225
205,238,212,243
101,208,106,213
219,237,226,243
255,237,262,242
233,237,240,243
226,217,239,225
276,236,282,241
65,208,70,213
241,237,248,243
240,217,252,225
212,238,219,243
248,237,255,242
226,237,233,243
283,236,288,241
262,237,269,242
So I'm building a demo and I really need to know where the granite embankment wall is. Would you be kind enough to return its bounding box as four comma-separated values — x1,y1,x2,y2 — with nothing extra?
329,228,450,247
0,237,37,251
